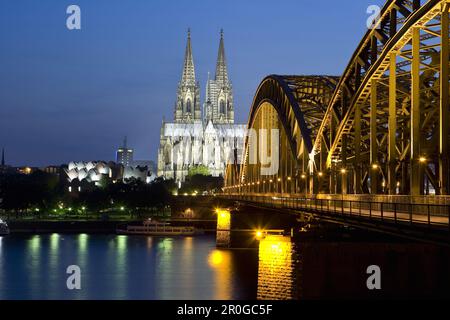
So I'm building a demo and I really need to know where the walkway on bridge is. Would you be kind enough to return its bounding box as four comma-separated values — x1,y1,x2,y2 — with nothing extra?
220,194,450,244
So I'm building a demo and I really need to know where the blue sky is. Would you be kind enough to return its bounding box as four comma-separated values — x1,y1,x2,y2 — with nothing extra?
0,0,385,166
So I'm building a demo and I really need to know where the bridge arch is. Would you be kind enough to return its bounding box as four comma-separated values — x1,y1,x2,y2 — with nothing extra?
313,0,450,196
225,0,450,198
225,75,338,194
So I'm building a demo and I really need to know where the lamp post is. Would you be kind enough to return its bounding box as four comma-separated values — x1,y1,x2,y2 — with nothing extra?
301,173,307,195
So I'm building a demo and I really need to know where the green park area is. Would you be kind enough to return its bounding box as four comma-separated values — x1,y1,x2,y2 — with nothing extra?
0,166,222,222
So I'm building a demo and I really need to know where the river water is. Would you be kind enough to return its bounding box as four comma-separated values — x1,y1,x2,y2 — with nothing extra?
0,234,257,300
1,233,449,299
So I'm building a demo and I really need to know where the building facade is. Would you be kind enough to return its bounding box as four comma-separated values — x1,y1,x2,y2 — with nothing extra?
157,30,246,183
116,137,134,167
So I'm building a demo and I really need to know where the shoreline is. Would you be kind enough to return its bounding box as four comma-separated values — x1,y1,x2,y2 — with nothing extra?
6,219,217,234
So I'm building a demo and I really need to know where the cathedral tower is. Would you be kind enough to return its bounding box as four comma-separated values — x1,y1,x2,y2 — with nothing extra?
174,29,202,123
204,30,234,124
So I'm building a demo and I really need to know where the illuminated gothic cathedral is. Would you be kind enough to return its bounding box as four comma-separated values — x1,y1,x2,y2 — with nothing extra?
157,30,246,182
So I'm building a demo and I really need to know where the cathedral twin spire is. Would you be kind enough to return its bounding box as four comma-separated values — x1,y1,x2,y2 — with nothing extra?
175,29,234,124
181,29,196,86
215,29,229,85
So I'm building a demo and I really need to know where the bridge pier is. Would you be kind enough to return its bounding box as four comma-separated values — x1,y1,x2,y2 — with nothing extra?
257,235,300,300
216,209,232,248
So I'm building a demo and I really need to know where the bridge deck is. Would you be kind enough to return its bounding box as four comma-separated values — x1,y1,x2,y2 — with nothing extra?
220,194,450,244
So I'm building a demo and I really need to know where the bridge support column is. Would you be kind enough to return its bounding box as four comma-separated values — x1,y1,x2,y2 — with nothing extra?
329,116,336,194
330,163,336,194
411,27,423,196
216,209,231,248
370,79,379,194
440,4,450,195
341,134,348,194
388,52,397,195
354,104,362,194
257,235,300,300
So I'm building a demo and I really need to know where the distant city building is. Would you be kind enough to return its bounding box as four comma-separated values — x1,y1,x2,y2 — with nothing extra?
63,160,156,194
0,148,10,173
158,30,246,183
17,167,34,175
116,137,134,166
65,161,113,186
40,165,61,176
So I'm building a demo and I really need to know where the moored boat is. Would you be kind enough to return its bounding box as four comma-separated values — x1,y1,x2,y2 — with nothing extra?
117,218,198,236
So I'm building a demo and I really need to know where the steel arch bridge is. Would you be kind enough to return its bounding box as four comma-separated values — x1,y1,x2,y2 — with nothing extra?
225,0,450,199
220,0,450,241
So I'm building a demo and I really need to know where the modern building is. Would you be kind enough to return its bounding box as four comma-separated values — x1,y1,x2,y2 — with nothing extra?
157,30,246,183
63,160,157,194
116,137,134,166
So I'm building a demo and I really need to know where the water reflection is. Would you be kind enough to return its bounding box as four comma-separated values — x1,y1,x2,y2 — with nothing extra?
255,235,450,300
76,233,89,274
146,237,153,249
208,249,232,300
49,233,59,267
208,250,224,267
0,232,448,299
0,234,257,300
27,235,42,299
180,237,194,293
115,235,128,299
48,233,60,299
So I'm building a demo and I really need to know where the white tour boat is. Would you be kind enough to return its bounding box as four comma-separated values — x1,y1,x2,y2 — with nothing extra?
117,218,196,236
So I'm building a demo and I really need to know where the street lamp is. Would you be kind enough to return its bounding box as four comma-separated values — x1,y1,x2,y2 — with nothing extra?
255,230,264,240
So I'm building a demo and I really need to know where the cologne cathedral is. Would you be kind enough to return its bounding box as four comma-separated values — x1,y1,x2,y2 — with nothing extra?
157,30,246,183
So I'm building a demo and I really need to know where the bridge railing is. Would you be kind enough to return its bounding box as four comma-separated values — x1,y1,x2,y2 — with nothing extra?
220,194,450,231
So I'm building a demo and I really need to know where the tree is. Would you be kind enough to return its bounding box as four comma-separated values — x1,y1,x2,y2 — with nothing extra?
188,165,210,177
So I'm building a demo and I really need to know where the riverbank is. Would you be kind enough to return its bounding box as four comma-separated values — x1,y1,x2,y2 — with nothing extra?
7,219,217,233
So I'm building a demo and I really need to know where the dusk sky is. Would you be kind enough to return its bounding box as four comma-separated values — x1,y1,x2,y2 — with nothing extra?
0,0,385,167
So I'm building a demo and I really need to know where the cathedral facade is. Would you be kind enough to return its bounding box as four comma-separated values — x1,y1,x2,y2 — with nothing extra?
157,30,246,183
